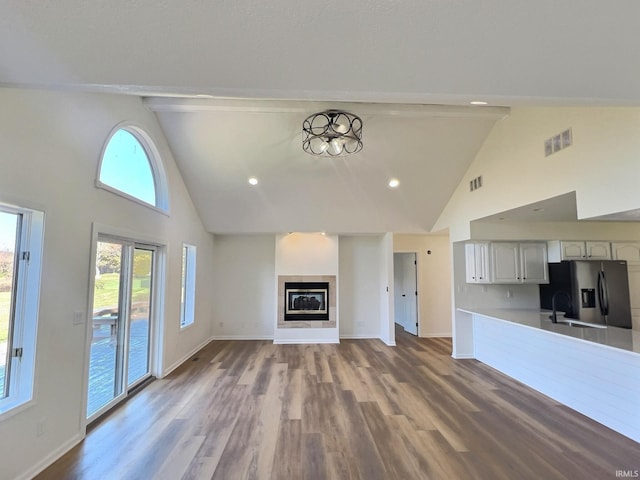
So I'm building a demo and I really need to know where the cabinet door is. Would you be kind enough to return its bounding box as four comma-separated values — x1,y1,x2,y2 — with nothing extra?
520,243,549,284
465,243,477,283
626,264,640,330
475,242,491,283
561,241,586,260
465,242,491,283
585,241,611,260
491,242,520,283
611,242,640,262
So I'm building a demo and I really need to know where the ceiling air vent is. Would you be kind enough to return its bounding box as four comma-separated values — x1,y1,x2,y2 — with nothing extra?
545,128,572,156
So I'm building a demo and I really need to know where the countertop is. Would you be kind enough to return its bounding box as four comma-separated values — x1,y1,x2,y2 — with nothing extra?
457,307,640,355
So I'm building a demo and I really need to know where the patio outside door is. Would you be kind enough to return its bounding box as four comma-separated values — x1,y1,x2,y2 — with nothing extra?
87,238,154,419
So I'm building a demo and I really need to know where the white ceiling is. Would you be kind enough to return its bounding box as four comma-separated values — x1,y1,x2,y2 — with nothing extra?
2,2,639,233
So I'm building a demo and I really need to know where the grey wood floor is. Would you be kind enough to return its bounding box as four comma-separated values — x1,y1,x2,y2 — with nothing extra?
37,327,639,479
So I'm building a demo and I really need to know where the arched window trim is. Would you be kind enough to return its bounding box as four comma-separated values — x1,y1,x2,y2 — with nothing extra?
96,123,170,214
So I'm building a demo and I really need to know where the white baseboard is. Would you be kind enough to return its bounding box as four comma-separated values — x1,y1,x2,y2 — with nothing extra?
273,338,340,344
19,432,84,480
451,353,475,359
339,334,379,339
161,335,216,377
211,335,274,341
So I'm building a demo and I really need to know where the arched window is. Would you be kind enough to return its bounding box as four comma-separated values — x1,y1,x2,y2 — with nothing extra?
98,126,169,211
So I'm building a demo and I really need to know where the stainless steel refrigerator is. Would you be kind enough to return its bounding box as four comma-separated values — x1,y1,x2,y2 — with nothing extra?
539,260,632,329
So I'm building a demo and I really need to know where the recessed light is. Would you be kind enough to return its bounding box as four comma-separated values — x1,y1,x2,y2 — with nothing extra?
388,178,400,188
470,101,488,105
248,177,259,186
533,208,545,212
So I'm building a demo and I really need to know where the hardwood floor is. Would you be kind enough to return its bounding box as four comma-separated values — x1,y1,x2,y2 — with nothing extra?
37,328,639,479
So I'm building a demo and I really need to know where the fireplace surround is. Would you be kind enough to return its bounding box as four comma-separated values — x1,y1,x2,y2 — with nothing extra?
277,275,336,328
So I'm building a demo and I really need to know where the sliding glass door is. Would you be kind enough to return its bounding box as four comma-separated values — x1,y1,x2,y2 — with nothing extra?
87,238,155,419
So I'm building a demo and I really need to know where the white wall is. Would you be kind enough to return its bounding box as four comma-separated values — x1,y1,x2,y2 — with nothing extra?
0,88,215,480
471,220,640,242
274,233,339,343
339,236,383,339
434,107,640,241
393,234,453,337
210,235,275,339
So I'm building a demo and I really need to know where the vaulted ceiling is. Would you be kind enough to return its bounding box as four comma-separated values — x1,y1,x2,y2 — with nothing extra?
2,2,639,233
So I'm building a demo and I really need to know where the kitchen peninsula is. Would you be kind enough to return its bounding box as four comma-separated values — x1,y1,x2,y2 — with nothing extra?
459,307,640,443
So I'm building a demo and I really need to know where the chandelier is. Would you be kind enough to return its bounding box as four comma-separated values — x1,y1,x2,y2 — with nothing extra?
302,110,363,157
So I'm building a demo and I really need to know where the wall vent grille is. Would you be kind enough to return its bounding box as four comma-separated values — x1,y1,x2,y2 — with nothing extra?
545,128,572,156
469,175,483,192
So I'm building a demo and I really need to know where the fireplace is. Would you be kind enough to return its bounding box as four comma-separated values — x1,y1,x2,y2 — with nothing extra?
277,275,336,329
284,282,329,321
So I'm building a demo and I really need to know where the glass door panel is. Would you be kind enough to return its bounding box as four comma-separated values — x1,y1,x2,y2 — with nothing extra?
127,247,153,386
87,240,126,417
0,212,19,398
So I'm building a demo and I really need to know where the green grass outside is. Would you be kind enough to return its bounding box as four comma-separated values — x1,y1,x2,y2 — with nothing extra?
0,273,151,343
93,273,150,311
0,291,9,343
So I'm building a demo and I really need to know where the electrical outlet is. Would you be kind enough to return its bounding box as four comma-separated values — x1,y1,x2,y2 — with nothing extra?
507,290,513,298
219,322,224,328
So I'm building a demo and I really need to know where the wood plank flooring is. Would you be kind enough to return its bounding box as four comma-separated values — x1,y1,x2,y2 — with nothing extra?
36,328,639,479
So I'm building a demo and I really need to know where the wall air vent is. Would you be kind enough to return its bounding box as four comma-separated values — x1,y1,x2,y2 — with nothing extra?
469,175,483,192
545,128,572,156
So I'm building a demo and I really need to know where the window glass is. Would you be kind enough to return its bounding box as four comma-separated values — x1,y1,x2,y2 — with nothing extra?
0,204,43,415
0,212,19,397
180,244,196,328
99,129,157,207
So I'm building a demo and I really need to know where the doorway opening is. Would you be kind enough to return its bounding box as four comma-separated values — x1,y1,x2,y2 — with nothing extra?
394,252,418,336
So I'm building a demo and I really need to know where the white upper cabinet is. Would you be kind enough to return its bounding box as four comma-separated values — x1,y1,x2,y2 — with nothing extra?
585,241,612,260
491,242,520,283
547,240,611,262
520,243,549,283
491,242,548,284
465,242,491,283
611,242,640,263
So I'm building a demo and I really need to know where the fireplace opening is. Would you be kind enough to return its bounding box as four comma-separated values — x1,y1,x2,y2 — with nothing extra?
284,282,329,321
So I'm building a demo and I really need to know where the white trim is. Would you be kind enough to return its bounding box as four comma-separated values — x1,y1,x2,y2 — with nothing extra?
211,335,274,341
95,181,169,216
451,353,475,359
161,336,216,378
339,334,380,339
273,338,340,344
16,432,84,480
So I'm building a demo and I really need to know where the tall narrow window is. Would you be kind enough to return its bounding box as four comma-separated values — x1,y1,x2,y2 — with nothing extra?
0,204,43,414
180,244,196,328
98,126,169,211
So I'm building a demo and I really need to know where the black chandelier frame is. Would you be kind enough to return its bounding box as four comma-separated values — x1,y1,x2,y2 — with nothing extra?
302,110,363,157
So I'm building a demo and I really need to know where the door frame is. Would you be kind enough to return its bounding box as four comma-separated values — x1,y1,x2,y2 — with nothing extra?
81,223,166,430
393,251,421,336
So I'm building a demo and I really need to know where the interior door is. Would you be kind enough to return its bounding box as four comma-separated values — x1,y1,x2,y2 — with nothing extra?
87,238,155,420
393,252,418,335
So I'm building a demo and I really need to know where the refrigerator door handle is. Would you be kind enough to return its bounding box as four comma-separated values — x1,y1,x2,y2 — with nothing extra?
598,271,610,316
